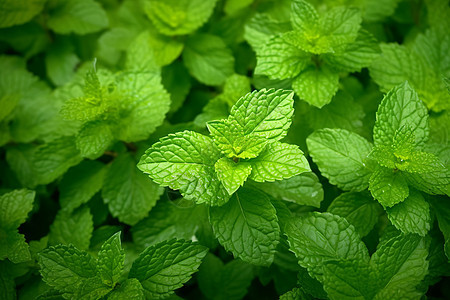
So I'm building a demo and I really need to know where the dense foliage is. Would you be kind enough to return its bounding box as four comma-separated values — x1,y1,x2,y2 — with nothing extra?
0,0,449,299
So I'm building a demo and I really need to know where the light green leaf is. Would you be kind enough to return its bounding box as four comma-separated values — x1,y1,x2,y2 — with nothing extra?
368,145,396,169
47,0,108,34
369,166,409,207
197,253,254,300
371,235,429,299
49,206,93,250
145,0,218,36
292,65,339,108
107,278,144,300
403,170,450,196
0,0,46,28
290,0,318,32
373,82,429,147
113,72,171,143
138,131,229,206
129,239,207,299
307,128,373,191
38,245,97,299
255,34,310,80
59,160,106,212
183,33,234,86
255,172,323,207
102,153,163,226
248,141,310,182
76,276,111,300
230,89,295,141
244,13,291,51
400,151,446,174
328,192,382,237
386,190,431,236
320,7,361,47
206,119,268,159
285,212,369,277
282,30,333,54
97,232,124,287
209,188,280,266
76,121,114,159
323,29,379,72
215,158,252,195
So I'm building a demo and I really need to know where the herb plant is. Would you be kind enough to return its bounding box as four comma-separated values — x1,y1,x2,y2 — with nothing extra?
0,0,449,299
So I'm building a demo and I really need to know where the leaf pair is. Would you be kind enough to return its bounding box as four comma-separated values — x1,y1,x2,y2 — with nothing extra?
255,0,379,107
138,88,310,206
38,233,207,299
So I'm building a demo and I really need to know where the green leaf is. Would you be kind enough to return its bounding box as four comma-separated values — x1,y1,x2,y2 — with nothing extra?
183,33,234,86
323,29,379,72
38,244,97,299
129,239,207,299
113,72,171,143
280,287,312,300
107,278,144,300
244,13,291,51
307,128,373,191
102,153,163,226
230,89,295,141
76,121,114,159
400,151,446,174
369,166,409,207
429,196,450,260
215,158,252,195
248,141,310,182
255,172,324,207
292,65,339,108
386,190,431,236
145,0,218,36
45,38,80,86
209,188,280,266
290,0,318,32
320,7,361,47
206,119,268,159
285,212,369,277
371,235,429,299
97,232,124,287
47,0,108,34
138,131,230,206
59,160,106,212
0,266,15,300
255,34,310,80
373,82,429,147
49,206,94,250
197,254,254,300
0,0,46,28
328,192,382,237
32,136,83,186
0,189,35,263
403,169,450,196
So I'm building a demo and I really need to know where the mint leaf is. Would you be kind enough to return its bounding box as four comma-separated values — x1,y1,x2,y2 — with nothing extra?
0,189,35,263
307,128,373,191
97,232,124,287
291,0,318,32
255,172,324,207
197,253,254,300
230,89,295,141
320,7,361,47
38,244,97,299
285,212,369,277
138,130,229,206
209,188,280,266
183,34,234,86
215,158,252,195
248,141,310,182
0,0,46,28
373,82,429,147
255,35,310,80
76,121,114,159
280,287,312,300
107,278,144,300
244,13,291,51
328,192,382,237
292,65,339,108
102,153,163,225
47,0,108,34
59,160,106,212
404,170,450,196
369,166,409,207
129,239,207,299
49,206,94,250
144,0,218,36
386,190,431,236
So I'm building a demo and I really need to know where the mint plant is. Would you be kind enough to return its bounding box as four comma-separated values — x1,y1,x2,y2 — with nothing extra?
254,0,379,107
1,0,449,299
